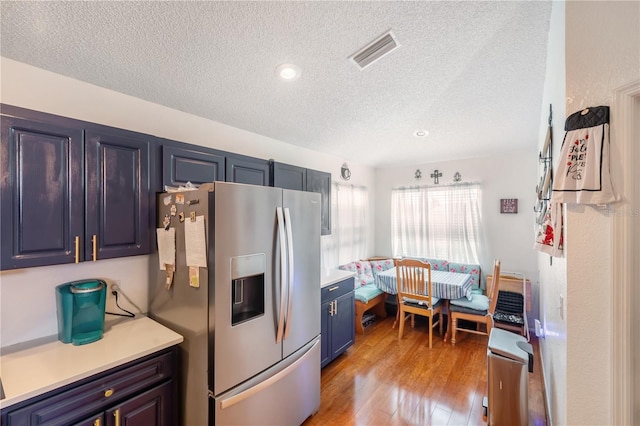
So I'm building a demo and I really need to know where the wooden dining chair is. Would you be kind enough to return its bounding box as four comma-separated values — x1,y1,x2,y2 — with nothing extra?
449,259,501,345
395,258,443,348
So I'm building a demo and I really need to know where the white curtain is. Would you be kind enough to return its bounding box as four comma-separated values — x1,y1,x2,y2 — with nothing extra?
391,183,484,264
321,182,369,269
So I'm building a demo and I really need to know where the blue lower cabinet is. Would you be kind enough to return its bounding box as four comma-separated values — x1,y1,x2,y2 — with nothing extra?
321,277,355,368
1,347,178,426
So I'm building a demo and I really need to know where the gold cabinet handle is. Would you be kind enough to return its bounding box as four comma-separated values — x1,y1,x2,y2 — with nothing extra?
74,236,80,264
104,388,114,398
92,234,97,261
93,418,101,426
113,408,120,426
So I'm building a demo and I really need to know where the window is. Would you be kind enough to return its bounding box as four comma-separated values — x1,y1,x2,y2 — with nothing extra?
321,182,369,268
391,183,483,264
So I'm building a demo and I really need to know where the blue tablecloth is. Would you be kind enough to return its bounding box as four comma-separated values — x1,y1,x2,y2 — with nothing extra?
375,267,473,300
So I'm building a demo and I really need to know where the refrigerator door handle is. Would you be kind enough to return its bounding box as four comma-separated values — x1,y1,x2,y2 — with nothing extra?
276,207,288,344
218,339,320,410
283,207,295,339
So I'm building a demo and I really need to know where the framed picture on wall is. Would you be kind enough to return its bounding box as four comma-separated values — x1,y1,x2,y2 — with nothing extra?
500,198,518,214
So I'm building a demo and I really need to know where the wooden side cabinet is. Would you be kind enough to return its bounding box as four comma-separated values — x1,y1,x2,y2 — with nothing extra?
321,277,355,368
0,347,178,426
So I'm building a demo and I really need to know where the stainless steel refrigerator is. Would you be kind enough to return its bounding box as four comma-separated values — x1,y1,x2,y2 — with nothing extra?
149,182,321,425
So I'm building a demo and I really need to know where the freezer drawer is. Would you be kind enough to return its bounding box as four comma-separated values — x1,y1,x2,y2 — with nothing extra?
213,337,321,425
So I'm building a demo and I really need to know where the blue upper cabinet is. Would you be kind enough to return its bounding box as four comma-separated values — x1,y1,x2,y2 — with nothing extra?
225,154,270,186
272,161,307,191
272,162,331,235
306,169,331,235
0,116,84,269
85,126,152,261
161,142,226,187
0,106,153,270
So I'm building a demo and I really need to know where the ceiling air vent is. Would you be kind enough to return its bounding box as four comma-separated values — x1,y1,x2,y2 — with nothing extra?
349,30,399,70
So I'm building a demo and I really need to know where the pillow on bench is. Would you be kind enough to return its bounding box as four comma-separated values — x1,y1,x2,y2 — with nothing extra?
448,262,482,294
402,256,449,271
369,259,394,277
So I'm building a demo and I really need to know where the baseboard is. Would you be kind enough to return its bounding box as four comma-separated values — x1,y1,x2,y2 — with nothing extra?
537,339,553,426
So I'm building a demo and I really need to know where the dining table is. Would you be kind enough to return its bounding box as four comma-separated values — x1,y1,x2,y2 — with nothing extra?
374,266,473,341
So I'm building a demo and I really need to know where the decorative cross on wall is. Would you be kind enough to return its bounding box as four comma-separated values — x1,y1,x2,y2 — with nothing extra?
430,169,443,184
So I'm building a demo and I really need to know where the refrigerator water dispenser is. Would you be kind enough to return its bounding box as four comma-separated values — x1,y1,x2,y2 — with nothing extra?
231,254,266,326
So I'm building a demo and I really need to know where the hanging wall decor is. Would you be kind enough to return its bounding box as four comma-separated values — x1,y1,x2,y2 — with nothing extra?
340,163,352,181
500,199,518,214
551,105,618,204
533,104,564,258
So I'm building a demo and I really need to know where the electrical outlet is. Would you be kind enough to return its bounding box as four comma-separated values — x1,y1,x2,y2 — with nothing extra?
111,281,120,292
534,319,545,338
559,294,564,319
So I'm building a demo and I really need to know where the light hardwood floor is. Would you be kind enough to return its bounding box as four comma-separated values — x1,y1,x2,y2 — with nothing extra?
304,315,547,426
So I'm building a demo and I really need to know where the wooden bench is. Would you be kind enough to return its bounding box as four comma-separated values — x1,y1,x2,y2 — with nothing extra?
355,292,387,334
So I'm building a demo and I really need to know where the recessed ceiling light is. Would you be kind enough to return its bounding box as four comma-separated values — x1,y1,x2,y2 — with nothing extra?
275,63,301,81
414,130,429,137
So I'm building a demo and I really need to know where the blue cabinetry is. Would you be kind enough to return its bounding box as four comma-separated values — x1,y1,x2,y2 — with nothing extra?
160,142,225,187
272,161,331,235
321,277,355,367
0,106,152,270
225,153,270,186
0,347,178,426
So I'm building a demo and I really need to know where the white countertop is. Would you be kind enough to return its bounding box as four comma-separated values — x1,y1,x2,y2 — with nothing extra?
0,316,183,409
321,269,356,288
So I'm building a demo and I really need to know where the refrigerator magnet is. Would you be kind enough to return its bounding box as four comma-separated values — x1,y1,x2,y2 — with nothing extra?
170,204,177,216
175,194,185,205
163,195,172,206
164,263,175,290
189,266,200,288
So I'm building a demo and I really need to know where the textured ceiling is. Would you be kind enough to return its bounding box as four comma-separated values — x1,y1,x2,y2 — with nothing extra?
1,1,551,168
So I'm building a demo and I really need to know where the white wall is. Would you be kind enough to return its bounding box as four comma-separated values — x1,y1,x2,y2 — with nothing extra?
374,151,539,322
0,58,376,348
562,2,640,425
536,2,567,425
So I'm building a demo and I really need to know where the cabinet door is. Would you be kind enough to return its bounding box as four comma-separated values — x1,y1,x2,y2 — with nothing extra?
0,116,84,270
320,300,331,368
74,414,105,426
162,144,225,187
331,291,355,358
106,381,173,426
272,162,307,191
85,127,151,260
225,155,270,186
306,169,331,235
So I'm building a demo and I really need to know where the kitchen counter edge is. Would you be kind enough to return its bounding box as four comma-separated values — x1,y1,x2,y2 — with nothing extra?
0,316,183,410
321,269,356,288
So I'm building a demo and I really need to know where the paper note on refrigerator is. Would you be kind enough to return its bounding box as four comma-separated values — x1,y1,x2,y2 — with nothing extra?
156,227,176,270
185,215,207,268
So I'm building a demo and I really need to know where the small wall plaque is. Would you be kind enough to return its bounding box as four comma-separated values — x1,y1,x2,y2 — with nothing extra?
500,198,518,214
